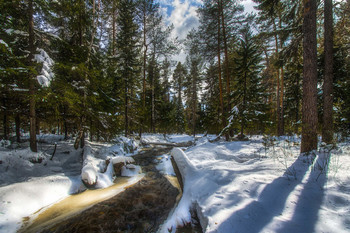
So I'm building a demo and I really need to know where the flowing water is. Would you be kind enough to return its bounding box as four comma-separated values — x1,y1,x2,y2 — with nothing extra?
20,147,202,233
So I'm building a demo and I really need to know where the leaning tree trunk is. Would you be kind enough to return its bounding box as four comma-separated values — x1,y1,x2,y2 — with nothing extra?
322,0,334,144
28,0,37,152
301,0,318,153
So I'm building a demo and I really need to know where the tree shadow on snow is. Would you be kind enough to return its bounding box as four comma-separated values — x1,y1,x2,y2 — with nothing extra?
216,155,322,233
276,155,329,233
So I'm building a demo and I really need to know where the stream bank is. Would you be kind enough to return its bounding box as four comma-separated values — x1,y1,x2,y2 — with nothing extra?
21,146,202,233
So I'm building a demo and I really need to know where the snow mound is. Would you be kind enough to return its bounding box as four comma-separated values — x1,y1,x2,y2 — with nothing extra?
0,175,81,233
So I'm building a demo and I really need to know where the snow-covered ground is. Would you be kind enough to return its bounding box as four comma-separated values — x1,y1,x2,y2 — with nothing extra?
1,134,349,233
159,136,350,233
0,135,141,232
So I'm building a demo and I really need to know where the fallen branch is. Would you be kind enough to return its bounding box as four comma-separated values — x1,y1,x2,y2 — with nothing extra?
50,142,57,160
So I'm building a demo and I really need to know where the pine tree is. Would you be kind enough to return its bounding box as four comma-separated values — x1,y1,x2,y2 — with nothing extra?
184,30,202,137
232,26,266,138
172,62,187,133
116,0,140,137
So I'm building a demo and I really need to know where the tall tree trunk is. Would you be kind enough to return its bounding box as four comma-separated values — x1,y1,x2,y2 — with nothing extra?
142,5,147,109
15,113,21,143
36,117,40,134
280,66,285,135
112,1,116,55
192,70,197,137
28,0,37,152
322,0,334,144
2,97,8,140
63,105,68,139
141,5,147,136
301,0,318,153
295,74,301,134
240,72,247,138
125,82,129,137
219,0,230,105
273,20,282,136
151,69,155,133
278,17,285,136
216,5,225,139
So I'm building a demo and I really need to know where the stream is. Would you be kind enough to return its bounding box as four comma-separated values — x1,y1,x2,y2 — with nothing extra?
20,146,202,233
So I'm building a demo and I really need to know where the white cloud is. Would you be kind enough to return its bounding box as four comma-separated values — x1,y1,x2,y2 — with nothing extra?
241,0,256,14
166,0,200,40
161,0,201,62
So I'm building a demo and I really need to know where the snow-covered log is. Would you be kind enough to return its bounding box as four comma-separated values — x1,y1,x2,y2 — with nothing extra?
81,140,114,188
141,140,193,148
161,148,198,232
170,148,196,182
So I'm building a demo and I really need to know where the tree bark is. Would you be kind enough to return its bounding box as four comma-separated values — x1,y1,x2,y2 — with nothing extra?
240,72,247,137
2,97,8,140
36,117,40,134
125,82,129,137
301,0,318,153
216,4,226,139
322,0,334,144
219,0,230,106
28,0,37,152
15,113,21,143
112,1,116,55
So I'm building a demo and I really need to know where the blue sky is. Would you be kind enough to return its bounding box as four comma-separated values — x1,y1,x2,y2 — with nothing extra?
157,0,256,61
158,0,256,40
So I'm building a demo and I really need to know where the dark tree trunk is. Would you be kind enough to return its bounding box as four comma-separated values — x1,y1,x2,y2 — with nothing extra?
28,0,37,152
322,0,334,144
36,117,40,135
112,1,116,55
295,75,301,134
64,120,68,140
301,0,318,153
2,97,8,140
15,114,21,143
63,105,68,139
125,83,129,137
240,73,247,138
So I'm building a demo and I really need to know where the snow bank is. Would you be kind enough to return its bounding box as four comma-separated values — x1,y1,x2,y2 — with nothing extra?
161,137,350,233
0,175,81,232
141,134,168,144
160,148,198,232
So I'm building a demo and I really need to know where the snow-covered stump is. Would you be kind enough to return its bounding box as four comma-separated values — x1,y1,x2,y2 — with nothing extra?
81,141,114,189
111,156,136,176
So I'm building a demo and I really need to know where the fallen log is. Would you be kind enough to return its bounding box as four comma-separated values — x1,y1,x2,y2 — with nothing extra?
141,140,193,147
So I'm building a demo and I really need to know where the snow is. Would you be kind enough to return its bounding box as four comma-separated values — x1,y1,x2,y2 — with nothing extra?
0,175,81,233
1,134,349,233
0,134,143,232
33,48,54,87
161,136,350,233
156,153,175,175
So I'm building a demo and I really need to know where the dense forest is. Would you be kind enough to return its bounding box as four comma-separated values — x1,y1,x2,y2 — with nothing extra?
1,0,349,153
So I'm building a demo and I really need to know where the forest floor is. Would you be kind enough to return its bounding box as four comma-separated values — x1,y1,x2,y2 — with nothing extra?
0,134,349,233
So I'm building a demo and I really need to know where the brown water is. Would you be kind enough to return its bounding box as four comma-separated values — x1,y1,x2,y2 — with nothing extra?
20,175,144,233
